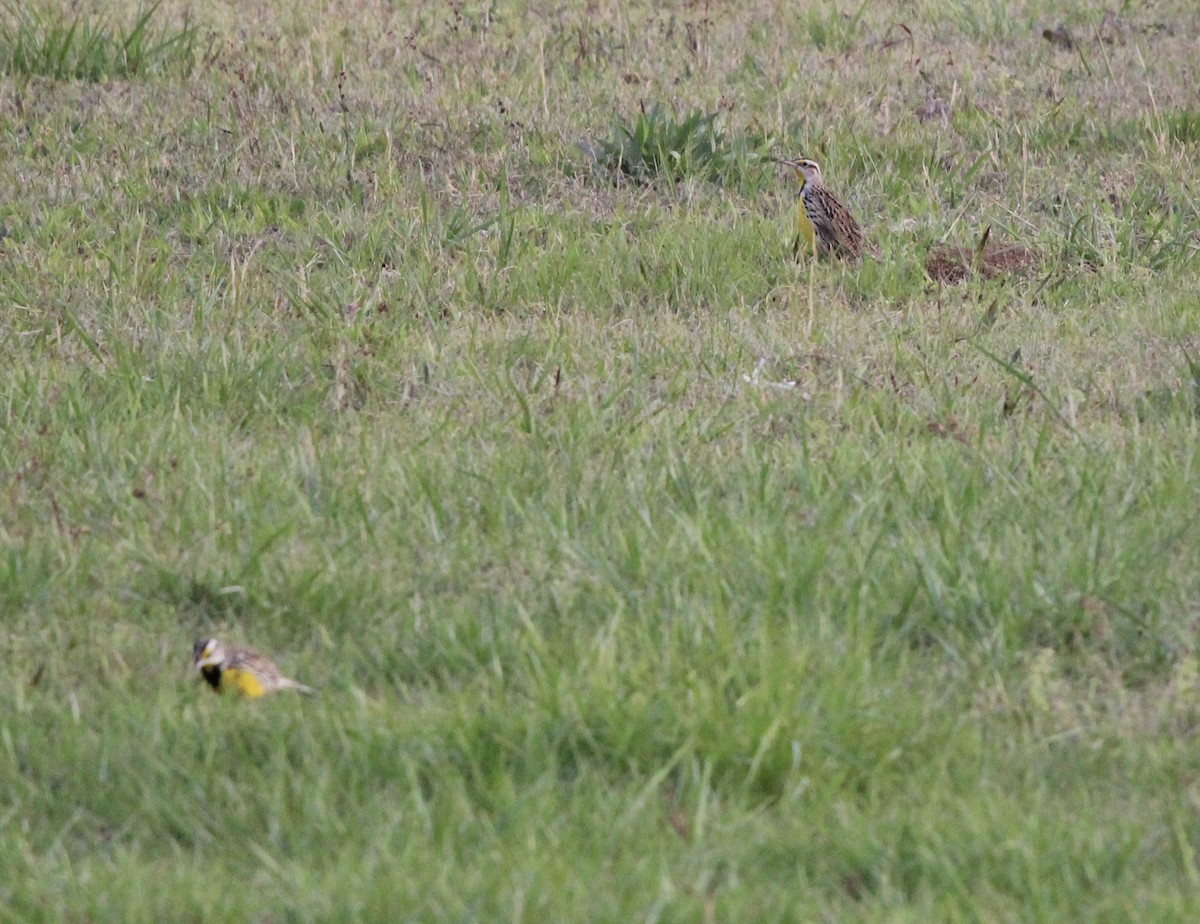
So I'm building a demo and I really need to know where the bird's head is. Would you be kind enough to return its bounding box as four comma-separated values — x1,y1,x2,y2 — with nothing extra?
775,157,824,188
193,638,225,670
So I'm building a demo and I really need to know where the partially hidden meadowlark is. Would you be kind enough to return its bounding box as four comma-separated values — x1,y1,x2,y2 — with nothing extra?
193,638,315,698
776,157,873,261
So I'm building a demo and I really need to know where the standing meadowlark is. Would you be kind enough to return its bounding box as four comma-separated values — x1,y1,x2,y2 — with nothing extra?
775,157,873,261
193,638,315,698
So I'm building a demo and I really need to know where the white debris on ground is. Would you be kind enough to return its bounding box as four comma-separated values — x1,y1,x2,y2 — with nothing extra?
742,357,807,398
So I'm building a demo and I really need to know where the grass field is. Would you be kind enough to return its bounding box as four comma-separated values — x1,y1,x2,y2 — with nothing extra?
2,0,1200,919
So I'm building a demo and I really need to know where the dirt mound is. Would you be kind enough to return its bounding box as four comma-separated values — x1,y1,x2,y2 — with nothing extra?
925,238,1040,284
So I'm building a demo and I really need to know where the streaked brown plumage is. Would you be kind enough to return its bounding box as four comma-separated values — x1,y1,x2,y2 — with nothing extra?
776,157,873,261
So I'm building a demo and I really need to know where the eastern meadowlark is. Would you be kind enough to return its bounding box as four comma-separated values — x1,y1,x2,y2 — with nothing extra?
775,157,872,261
193,638,315,698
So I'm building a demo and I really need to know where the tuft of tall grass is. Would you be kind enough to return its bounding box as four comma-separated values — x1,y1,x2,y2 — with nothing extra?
592,103,772,188
1052,182,1199,271
803,0,870,52
0,0,198,82
1159,108,1200,145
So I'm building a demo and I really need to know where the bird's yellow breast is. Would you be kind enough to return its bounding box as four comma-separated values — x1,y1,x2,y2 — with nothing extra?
221,667,267,698
795,194,817,254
